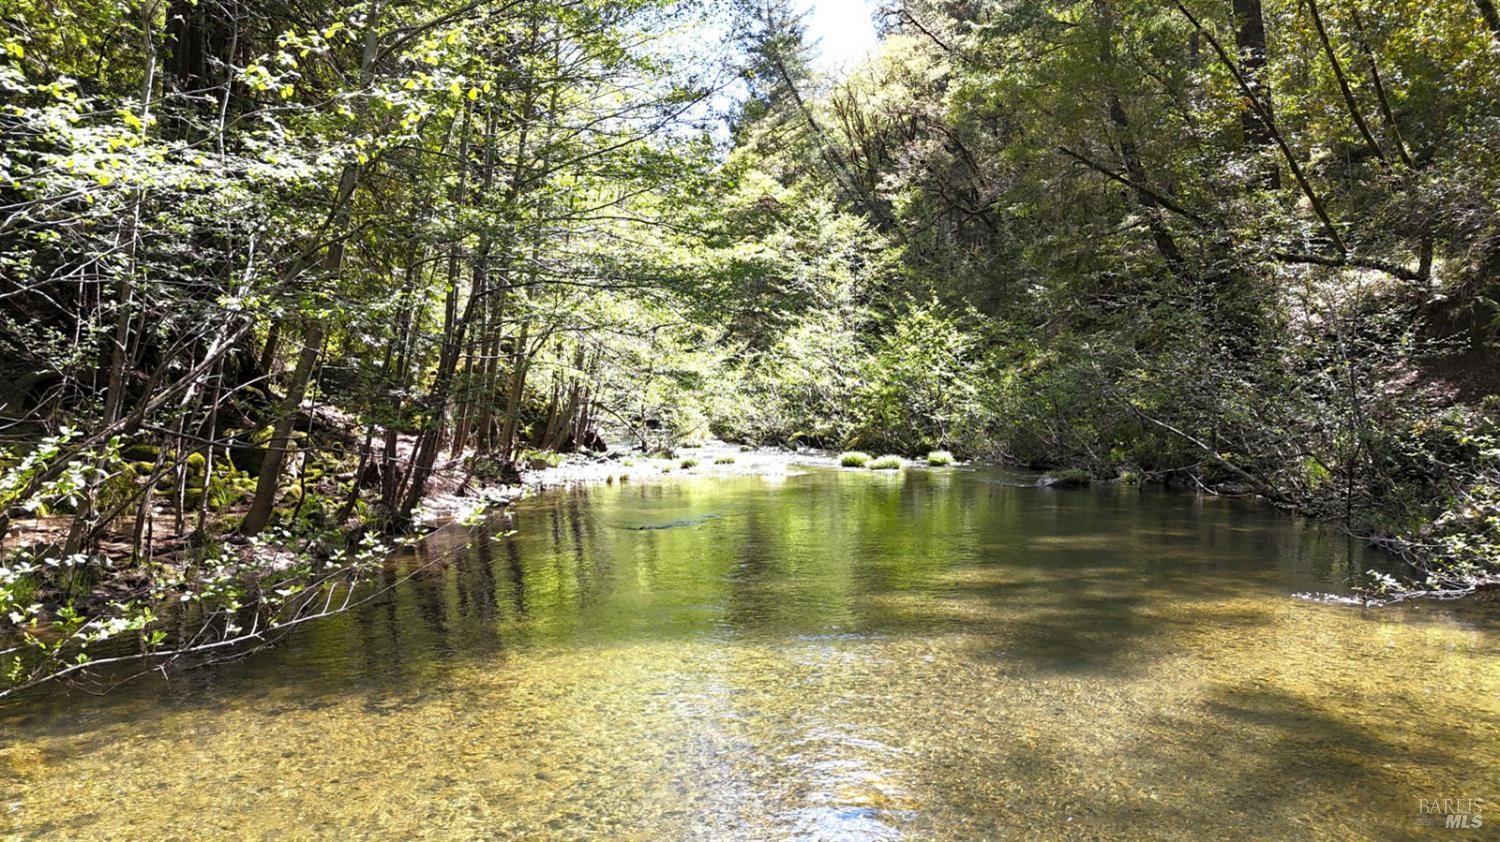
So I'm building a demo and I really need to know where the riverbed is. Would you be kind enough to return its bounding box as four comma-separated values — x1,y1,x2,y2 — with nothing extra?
2,465,1497,839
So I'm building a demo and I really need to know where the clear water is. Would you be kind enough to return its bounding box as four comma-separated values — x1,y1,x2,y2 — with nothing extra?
2,466,1497,839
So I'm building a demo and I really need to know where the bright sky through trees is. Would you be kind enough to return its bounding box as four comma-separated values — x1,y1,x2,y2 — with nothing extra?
802,0,878,74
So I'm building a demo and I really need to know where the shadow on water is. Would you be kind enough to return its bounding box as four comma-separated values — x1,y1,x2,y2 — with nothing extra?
902,680,1461,839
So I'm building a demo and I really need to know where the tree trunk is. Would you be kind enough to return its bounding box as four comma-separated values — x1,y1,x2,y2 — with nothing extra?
396,104,476,520
1094,0,1186,275
1232,0,1280,188
241,0,381,535
1306,0,1385,165
1475,0,1500,39
240,324,323,535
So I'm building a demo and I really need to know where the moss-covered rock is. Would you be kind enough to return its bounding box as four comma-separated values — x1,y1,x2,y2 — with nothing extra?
122,442,159,462
1037,468,1090,488
227,428,270,476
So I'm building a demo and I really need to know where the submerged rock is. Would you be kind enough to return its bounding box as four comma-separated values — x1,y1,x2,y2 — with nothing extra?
629,514,722,530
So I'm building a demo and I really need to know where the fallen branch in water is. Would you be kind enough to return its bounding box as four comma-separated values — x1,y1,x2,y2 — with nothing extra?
0,530,475,701
1093,369,1290,506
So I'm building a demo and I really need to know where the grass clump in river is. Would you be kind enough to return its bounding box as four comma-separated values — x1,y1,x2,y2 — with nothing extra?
714,455,736,464
868,455,903,470
840,451,873,467
926,450,955,466
680,458,700,469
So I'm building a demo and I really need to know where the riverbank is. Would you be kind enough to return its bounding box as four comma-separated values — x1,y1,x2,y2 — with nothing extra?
419,440,840,525
0,439,837,698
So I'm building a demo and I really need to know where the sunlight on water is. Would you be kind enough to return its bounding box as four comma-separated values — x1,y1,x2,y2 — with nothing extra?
2,467,1497,839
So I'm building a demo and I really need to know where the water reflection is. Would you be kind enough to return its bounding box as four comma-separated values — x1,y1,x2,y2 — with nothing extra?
2,467,1497,839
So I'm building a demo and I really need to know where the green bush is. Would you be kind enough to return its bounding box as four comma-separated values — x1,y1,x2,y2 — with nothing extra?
839,451,872,467
518,448,563,469
868,455,903,470
926,450,955,466
1041,468,1090,487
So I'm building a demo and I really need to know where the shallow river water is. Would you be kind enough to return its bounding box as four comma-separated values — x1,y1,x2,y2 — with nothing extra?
2,465,1498,839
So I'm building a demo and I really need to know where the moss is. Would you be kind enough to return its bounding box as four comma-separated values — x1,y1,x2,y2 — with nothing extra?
926,450,955,466
122,442,159,462
868,455,903,470
228,429,268,477
839,451,872,467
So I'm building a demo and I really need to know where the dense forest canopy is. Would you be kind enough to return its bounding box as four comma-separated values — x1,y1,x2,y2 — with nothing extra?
0,0,1497,693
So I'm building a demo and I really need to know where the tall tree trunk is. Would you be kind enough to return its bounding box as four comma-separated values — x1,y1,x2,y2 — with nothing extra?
72,0,160,557
258,320,281,381
497,322,531,461
240,324,323,534
1306,0,1385,165
1094,0,1186,275
242,1,381,535
1176,2,1346,254
1232,0,1280,188
1475,0,1500,39
449,106,499,458
381,247,426,510
103,1,161,428
396,104,477,520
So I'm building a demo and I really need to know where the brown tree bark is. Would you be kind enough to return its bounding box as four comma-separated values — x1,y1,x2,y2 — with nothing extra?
397,104,480,520
1474,0,1500,39
1306,0,1386,165
1093,0,1186,274
240,323,323,535
1232,0,1280,188
242,1,382,535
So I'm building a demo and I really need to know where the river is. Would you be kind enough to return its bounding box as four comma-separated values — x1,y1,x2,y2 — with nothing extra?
2,465,1497,839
